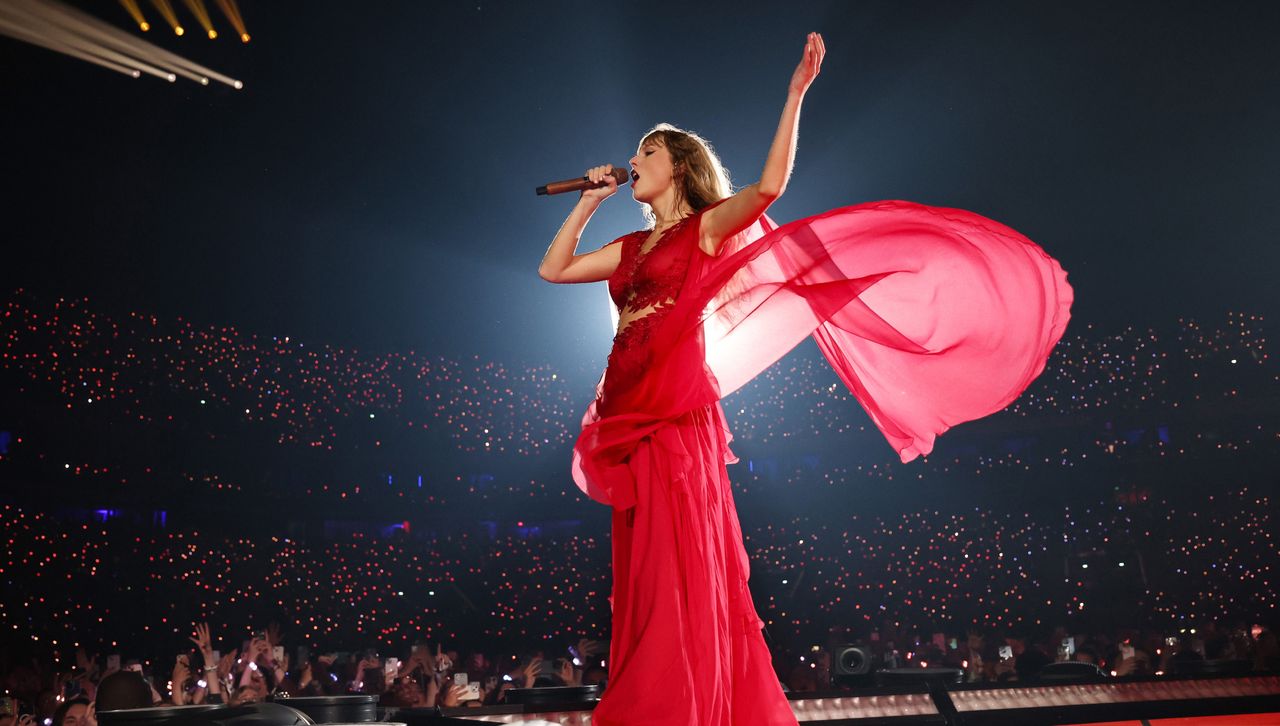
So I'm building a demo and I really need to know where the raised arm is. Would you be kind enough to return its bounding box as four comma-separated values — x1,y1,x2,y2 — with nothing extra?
700,32,825,254
538,165,624,283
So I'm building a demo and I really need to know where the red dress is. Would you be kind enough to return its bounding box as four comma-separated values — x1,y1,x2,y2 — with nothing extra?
573,200,1073,725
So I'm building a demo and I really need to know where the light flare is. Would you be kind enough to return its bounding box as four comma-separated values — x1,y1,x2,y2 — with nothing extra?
214,0,248,43
147,0,182,36
179,0,217,41
116,0,148,32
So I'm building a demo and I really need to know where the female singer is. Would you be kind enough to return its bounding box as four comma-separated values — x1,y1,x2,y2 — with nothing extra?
538,33,1071,726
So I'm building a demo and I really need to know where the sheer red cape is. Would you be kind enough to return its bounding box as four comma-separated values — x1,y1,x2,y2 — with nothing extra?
573,200,1073,510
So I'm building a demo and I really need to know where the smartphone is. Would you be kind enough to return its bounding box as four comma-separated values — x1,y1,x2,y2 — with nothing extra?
272,646,284,663
107,654,121,672
1121,645,1135,660
453,673,468,687
948,638,958,651
461,682,481,701
999,646,1013,661
1062,637,1075,656
384,658,400,678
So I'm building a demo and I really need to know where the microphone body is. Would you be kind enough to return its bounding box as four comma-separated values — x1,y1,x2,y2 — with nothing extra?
536,167,630,196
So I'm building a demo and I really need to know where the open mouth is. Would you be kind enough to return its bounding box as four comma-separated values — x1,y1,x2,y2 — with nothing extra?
630,170,640,183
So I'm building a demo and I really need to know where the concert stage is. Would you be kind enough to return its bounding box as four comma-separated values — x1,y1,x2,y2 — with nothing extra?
419,673,1280,725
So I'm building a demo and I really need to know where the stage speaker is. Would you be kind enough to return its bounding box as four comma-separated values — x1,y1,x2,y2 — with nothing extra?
832,644,872,676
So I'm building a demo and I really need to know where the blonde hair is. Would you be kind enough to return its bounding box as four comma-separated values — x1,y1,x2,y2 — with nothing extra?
638,123,733,228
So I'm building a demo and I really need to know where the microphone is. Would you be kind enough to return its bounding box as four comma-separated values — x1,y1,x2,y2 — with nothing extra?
536,167,630,196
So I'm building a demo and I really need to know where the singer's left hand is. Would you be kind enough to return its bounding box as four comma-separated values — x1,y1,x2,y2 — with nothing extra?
788,32,825,96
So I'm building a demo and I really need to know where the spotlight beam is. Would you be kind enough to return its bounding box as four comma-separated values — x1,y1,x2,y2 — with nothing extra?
214,0,247,42
117,0,149,32
0,6,174,80
3,0,242,88
179,0,216,39
147,0,182,36
0,18,140,78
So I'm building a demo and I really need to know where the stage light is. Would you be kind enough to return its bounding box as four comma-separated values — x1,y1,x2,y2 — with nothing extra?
181,0,217,41
215,0,248,44
148,0,181,36
0,0,245,88
118,0,149,32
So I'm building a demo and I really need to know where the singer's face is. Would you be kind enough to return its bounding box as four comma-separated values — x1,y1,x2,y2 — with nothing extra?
628,141,675,204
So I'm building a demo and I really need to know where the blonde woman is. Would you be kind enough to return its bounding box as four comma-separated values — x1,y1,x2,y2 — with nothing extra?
539,33,1071,725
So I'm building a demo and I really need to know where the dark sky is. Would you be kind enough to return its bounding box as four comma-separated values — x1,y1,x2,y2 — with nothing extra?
2,1,1277,374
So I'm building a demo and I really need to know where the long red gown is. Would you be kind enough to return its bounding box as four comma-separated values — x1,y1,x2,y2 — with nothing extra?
572,200,1073,725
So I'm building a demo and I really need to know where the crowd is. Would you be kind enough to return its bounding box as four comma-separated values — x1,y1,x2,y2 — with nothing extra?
2,614,1277,725
0,290,579,456
0,485,1274,672
1,291,1275,718
0,621,611,724
0,291,1269,465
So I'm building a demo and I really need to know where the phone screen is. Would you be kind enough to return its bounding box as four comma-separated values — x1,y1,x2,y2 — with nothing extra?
272,646,284,663
453,672,468,687
999,646,1013,660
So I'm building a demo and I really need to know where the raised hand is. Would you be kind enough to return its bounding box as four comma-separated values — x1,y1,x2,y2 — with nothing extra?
218,649,237,680
248,635,270,663
557,658,577,686
440,683,466,709
520,657,542,688
189,623,214,663
172,655,191,705
581,164,619,204
432,644,452,674
788,32,825,97
265,622,283,648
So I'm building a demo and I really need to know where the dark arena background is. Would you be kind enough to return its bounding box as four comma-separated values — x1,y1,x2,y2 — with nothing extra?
1,2,1278,725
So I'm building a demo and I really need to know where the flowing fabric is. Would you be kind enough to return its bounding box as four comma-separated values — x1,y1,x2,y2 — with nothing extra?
574,199,1073,726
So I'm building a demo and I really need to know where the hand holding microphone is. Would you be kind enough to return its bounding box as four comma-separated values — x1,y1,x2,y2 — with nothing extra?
536,164,630,197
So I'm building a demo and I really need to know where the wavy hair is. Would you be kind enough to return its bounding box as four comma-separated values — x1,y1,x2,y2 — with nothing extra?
638,123,733,228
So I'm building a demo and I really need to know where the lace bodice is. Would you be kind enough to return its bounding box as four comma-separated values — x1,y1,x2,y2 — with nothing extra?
604,214,701,386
